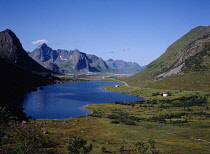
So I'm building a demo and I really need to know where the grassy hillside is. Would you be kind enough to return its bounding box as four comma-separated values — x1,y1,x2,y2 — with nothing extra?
144,71,210,92
125,26,210,91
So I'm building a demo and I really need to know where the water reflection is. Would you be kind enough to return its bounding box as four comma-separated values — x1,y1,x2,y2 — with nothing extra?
23,81,144,119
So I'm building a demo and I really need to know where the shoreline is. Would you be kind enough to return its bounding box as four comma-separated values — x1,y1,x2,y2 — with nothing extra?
30,80,144,121
24,77,206,121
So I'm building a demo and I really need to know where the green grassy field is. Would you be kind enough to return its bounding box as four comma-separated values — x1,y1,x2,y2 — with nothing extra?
139,72,210,92
1,82,210,153
123,71,210,93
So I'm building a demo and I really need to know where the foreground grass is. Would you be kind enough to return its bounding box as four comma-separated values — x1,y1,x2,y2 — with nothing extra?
1,84,210,153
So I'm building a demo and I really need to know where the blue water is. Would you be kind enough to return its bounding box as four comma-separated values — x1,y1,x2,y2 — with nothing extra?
22,81,144,119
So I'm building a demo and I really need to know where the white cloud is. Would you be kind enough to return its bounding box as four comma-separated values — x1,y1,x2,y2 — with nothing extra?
105,51,114,54
120,47,129,51
32,40,50,45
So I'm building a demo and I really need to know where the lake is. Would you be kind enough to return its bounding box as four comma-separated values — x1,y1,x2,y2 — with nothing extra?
22,81,144,119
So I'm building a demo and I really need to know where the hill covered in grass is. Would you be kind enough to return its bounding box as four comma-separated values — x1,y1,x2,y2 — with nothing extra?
125,26,210,91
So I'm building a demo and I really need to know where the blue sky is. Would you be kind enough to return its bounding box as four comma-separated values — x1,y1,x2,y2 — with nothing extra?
1,0,210,65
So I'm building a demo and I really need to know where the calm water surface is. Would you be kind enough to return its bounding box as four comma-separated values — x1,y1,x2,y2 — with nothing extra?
22,81,144,119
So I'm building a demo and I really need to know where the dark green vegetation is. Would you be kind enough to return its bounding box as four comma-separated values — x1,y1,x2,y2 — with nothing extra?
67,135,92,154
125,26,210,92
1,89,209,153
0,110,56,153
87,87,210,153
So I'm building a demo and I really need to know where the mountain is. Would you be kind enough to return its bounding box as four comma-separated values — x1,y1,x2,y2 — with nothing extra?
29,44,117,74
0,29,56,98
0,29,51,73
125,26,210,91
105,59,145,73
0,29,61,120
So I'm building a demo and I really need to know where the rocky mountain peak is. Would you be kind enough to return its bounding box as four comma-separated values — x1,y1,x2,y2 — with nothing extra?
29,45,117,74
0,29,51,73
29,43,57,63
2,29,16,36
0,29,24,55
39,43,48,48
38,43,52,51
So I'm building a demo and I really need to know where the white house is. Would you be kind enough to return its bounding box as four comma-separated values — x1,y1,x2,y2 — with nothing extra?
163,93,168,97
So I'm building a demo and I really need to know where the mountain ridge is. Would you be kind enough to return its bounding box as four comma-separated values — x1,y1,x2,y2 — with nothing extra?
125,25,210,91
29,44,117,74
105,59,145,73
0,29,51,73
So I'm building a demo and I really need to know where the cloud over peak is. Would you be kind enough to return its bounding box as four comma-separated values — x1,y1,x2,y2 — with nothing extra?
32,40,50,45
120,47,129,51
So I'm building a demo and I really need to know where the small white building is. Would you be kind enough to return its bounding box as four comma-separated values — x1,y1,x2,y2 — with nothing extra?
115,85,119,88
163,93,168,97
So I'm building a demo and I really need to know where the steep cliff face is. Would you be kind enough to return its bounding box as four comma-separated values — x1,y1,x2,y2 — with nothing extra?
0,29,51,73
105,59,144,73
29,44,117,74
